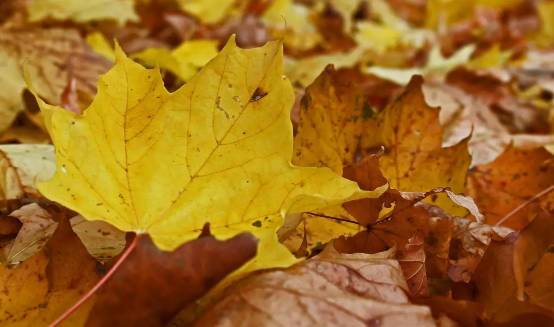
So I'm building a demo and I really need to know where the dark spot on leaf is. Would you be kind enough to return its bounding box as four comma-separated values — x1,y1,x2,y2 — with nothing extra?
252,220,262,228
362,103,374,120
250,88,268,102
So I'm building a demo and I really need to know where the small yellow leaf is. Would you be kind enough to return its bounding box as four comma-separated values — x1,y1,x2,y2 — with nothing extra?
86,32,116,61
280,206,362,256
467,45,512,70
133,40,218,81
35,37,378,272
27,0,138,25
534,0,554,47
355,21,402,54
177,0,236,24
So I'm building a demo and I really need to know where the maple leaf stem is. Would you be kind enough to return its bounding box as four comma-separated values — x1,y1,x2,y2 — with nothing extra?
48,233,139,327
305,212,361,225
495,184,554,227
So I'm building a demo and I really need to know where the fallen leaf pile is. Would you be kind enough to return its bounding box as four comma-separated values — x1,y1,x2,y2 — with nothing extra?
0,0,553,326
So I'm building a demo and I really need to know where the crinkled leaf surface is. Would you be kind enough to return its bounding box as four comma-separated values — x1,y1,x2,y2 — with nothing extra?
35,37,374,271
194,245,436,327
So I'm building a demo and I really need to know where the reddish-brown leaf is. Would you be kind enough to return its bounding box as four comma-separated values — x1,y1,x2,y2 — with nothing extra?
397,233,429,297
85,232,257,327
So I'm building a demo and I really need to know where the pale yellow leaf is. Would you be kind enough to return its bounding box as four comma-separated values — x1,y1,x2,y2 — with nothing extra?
27,0,138,25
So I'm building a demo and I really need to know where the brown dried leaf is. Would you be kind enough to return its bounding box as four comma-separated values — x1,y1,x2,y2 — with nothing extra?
422,81,511,166
472,236,554,325
0,144,55,201
512,212,554,304
448,217,515,283
0,27,110,132
362,76,471,216
194,245,436,327
397,232,429,297
1,203,57,264
85,232,258,327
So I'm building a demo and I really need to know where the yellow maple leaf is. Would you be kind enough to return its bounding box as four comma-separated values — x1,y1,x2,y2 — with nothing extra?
177,0,236,24
27,0,138,25
33,37,381,272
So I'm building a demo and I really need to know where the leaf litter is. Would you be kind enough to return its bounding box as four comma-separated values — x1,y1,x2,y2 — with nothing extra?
0,0,553,326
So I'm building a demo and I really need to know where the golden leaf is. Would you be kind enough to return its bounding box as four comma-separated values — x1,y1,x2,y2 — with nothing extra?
34,37,380,272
